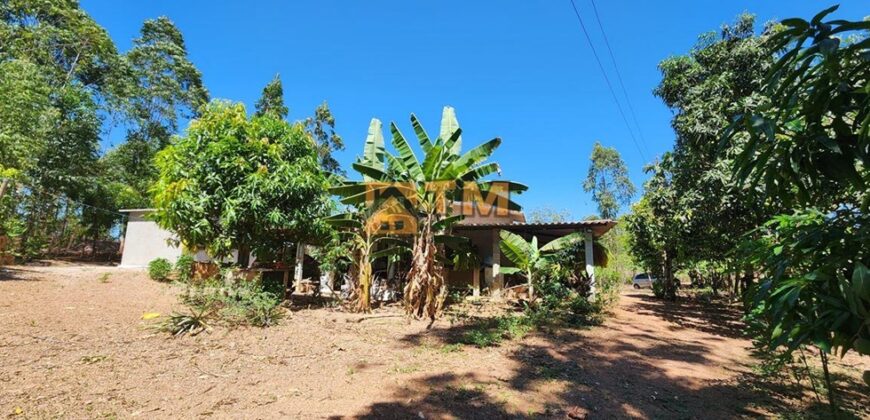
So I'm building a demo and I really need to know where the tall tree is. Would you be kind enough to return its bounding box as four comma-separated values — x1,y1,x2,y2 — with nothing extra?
102,16,209,207
254,75,344,174
254,74,289,118
583,141,635,219
635,13,776,294
306,102,345,174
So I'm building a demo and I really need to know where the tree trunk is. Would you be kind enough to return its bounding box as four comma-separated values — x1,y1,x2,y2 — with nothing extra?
404,214,445,322
0,178,9,201
357,241,372,312
663,249,676,300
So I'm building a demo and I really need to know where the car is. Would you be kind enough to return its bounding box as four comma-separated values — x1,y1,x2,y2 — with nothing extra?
632,273,656,289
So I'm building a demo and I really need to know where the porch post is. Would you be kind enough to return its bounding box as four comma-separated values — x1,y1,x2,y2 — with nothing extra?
585,231,596,298
491,229,503,296
294,243,305,293
472,269,480,297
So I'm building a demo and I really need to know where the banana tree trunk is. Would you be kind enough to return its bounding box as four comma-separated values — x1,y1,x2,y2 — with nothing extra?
404,213,446,321
528,269,535,301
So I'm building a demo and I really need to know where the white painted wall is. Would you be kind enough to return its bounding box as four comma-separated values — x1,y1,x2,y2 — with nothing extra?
119,210,182,268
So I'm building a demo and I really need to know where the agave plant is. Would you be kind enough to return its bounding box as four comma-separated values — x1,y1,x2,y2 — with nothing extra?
499,230,608,300
331,107,525,321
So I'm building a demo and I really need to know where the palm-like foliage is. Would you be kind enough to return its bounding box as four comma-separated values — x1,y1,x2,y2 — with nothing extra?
331,107,525,320
499,230,608,300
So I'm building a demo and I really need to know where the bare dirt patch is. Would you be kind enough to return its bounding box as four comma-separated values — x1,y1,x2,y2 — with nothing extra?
0,265,866,419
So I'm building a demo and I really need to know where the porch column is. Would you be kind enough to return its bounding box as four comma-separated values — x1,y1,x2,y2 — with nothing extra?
472,269,480,297
585,231,596,298
294,243,305,293
490,229,503,296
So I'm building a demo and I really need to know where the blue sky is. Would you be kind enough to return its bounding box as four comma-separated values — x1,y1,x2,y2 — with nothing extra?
83,1,866,219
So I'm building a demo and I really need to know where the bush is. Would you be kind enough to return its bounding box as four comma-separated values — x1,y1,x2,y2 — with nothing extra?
148,258,172,281
174,254,195,283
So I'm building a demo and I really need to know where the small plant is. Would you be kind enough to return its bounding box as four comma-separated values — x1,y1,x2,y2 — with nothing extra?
148,258,172,281
97,273,111,283
158,308,211,336
439,344,463,354
174,254,195,283
461,315,534,348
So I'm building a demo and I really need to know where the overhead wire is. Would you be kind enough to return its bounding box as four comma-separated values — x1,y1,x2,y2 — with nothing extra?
567,0,648,162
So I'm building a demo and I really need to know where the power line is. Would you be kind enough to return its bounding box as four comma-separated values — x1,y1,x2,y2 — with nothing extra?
1,178,129,219
567,0,648,162
588,0,651,158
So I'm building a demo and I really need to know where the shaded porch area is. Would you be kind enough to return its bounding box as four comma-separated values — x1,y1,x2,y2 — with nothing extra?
449,220,616,297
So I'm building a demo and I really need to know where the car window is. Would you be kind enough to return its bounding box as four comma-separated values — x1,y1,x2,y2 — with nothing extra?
634,273,648,280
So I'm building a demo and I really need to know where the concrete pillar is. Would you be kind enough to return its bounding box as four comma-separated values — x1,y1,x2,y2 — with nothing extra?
489,229,503,296
585,231,596,298
472,268,480,297
294,243,305,293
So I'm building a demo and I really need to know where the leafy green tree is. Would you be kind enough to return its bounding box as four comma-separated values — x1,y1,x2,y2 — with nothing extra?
729,6,870,402
151,101,332,262
641,13,776,295
0,0,121,96
583,141,635,219
306,102,345,174
103,16,209,207
254,74,289,118
254,74,344,174
625,155,682,299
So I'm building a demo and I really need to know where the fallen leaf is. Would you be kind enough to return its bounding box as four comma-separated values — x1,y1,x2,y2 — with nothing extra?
142,312,161,320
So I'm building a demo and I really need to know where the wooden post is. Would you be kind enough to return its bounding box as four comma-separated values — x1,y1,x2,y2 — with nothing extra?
294,243,305,293
585,231,596,298
282,270,290,300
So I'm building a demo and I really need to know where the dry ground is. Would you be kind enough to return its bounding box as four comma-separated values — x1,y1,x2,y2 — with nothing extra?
0,264,867,419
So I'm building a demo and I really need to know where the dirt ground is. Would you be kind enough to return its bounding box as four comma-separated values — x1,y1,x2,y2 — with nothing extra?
0,264,867,419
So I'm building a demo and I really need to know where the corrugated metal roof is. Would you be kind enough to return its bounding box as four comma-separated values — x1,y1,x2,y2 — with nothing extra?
456,219,616,228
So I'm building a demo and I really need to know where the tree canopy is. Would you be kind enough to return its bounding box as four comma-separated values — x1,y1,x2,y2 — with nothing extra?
582,141,635,219
151,101,332,261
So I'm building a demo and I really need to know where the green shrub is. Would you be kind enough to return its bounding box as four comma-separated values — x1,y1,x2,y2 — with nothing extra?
174,254,195,283
148,258,172,281
460,315,535,348
176,274,283,329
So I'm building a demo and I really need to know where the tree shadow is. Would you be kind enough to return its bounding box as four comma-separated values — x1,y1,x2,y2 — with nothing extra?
354,295,868,418
0,267,40,282
623,293,747,339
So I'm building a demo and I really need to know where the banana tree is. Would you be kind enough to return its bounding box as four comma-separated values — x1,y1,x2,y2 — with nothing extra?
324,210,409,312
331,107,526,321
499,230,608,300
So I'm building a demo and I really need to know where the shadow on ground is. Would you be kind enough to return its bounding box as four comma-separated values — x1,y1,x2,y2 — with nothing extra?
351,293,869,419
0,267,40,281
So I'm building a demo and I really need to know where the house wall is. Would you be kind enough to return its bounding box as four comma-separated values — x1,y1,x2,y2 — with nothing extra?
119,211,182,268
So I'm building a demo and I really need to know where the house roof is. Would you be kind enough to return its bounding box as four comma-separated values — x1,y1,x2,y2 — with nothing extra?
119,208,155,213
454,219,616,239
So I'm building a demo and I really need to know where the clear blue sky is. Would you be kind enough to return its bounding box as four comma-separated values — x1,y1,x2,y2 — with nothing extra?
82,0,866,219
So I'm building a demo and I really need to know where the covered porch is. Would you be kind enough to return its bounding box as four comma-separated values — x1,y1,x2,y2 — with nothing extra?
450,220,616,297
